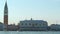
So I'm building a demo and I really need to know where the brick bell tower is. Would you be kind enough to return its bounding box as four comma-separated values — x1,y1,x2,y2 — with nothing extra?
4,1,8,31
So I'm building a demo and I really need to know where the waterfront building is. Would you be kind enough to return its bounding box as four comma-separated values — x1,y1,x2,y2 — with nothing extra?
7,24,18,31
50,24,60,31
18,18,48,31
0,22,4,31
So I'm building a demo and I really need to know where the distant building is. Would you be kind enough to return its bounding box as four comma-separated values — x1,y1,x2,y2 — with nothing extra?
50,24,60,31
7,24,18,31
0,22,4,31
18,18,48,31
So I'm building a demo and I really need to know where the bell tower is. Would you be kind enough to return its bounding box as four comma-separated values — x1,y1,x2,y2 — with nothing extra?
4,0,8,31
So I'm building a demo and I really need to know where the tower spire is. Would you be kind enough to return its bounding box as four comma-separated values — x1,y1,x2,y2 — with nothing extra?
5,0,8,9
5,0,7,5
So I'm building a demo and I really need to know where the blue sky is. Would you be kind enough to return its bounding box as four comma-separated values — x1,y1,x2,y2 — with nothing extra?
0,0,60,25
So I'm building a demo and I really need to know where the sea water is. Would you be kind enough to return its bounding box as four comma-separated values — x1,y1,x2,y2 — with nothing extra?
0,31,60,34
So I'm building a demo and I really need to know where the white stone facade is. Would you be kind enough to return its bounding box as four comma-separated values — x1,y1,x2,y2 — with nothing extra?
19,19,48,31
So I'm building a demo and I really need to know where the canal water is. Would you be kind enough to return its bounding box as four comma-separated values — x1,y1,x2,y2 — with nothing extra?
0,31,60,34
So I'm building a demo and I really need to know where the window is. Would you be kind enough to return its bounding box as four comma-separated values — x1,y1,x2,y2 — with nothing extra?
39,24,41,26
25,23,27,25
32,24,34,26
21,23,23,25
29,23,31,25
35,23,37,25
